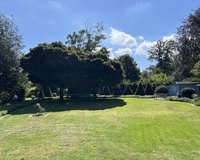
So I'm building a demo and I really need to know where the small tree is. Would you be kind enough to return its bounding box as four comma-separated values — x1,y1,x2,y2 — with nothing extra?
135,83,145,95
144,83,154,95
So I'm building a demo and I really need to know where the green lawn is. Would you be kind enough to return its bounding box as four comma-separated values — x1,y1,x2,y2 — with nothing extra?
0,98,200,160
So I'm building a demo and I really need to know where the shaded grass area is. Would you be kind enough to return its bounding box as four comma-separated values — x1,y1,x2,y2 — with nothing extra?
0,98,200,160
0,98,52,116
10,98,126,115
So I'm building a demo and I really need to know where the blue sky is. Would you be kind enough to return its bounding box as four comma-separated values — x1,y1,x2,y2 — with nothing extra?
0,0,199,69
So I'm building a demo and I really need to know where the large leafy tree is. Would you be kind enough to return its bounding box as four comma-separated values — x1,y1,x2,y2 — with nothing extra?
69,58,123,95
191,56,200,82
148,40,176,75
0,13,26,103
21,42,124,99
66,23,109,56
21,42,80,100
117,54,140,84
177,7,200,78
66,23,123,94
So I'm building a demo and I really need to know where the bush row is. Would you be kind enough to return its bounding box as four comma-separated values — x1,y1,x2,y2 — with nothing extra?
166,96,200,106
100,83,155,96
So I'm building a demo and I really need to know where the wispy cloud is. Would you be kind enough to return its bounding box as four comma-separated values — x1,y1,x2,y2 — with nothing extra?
48,0,67,14
128,2,152,12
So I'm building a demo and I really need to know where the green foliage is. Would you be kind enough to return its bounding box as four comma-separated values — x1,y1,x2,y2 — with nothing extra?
192,97,200,106
166,95,200,106
139,69,151,84
118,54,140,83
144,83,154,95
25,82,40,98
166,96,192,103
135,83,145,95
0,13,27,103
177,7,200,78
22,38,123,100
0,92,14,104
192,94,200,99
15,88,26,102
181,88,196,99
191,58,200,82
150,73,172,86
66,23,108,55
130,84,137,94
155,85,168,94
113,85,122,95
100,87,112,95
148,40,176,75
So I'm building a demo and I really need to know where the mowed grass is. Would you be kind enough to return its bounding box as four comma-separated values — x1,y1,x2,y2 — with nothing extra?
0,98,200,160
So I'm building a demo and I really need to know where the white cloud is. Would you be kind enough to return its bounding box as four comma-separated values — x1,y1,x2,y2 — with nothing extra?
138,36,144,41
110,28,137,47
162,34,177,41
109,27,177,59
109,48,133,59
115,48,133,55
135,41,156,57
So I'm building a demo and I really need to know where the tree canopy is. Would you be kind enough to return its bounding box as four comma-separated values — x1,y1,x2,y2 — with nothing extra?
148,40,176,75
117,54,140,84
177,7,200,78
0,13,27,103
21,41,123,100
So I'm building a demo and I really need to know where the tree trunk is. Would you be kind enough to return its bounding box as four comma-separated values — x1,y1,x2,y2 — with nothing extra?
59,87,64,101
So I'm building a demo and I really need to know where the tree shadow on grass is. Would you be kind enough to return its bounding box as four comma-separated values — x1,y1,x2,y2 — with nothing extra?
10,98,127,115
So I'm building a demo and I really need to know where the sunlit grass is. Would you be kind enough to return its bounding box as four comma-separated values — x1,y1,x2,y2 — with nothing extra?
0,98,200,159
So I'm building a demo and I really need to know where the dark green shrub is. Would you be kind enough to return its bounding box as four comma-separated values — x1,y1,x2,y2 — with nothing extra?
135,83,145,95
192,97,200,106
144,83,154,95
130,84,137,94
100,87,112,95
38,89,45,98
0,92,14,104
192,94,199,99
113,86,122,95
166,96,192,103
43,86,52,97
122,85,133,95
155,85,168,94
15,88,26,102
181,88,195,98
